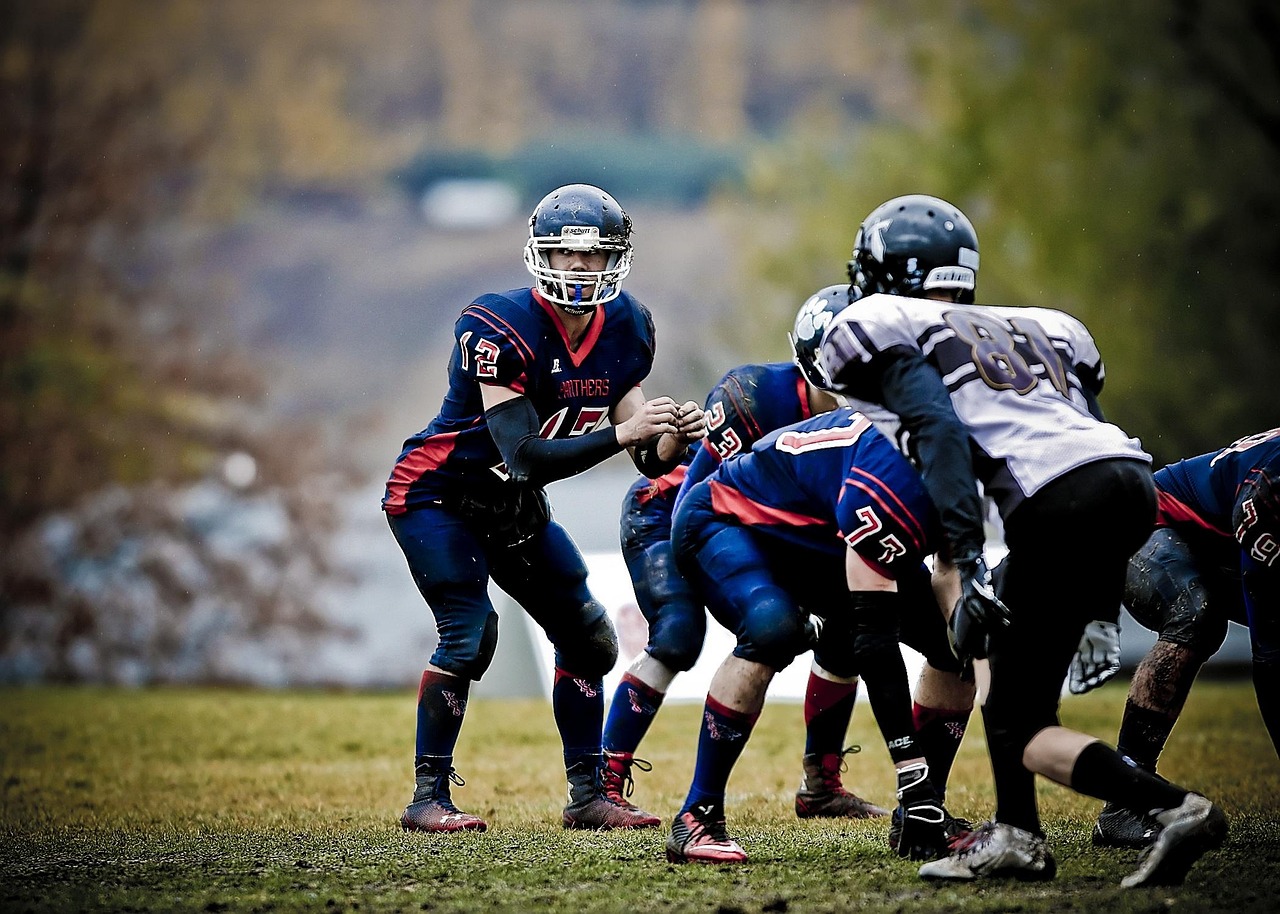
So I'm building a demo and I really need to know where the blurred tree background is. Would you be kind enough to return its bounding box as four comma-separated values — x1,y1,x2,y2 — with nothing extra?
2,0,1276,683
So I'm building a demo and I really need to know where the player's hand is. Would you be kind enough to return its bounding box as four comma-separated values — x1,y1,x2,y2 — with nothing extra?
670,400,707,444
618,397,682,446
895,762,947,860
948,554,1011,671
1068,619,1122,694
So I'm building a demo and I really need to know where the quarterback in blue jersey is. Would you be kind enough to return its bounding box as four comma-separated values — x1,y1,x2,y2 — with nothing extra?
665,406,967,864
809,194,1226,888
382,184,705,833
607,361,896,824
1091,428,1280,848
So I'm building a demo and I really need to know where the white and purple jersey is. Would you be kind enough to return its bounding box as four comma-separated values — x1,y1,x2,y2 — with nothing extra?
818,293,1149,516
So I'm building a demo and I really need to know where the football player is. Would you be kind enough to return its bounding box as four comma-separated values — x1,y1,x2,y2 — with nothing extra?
664,406,964,864
605,355,892,825
382,184,705,833
808,194,1226,888
1088,428,1280,848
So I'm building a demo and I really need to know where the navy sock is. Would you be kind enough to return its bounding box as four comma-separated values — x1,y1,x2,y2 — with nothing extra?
1116,701,1176,772
603,672,665,755
553,667,605,763
683,696,759,812
415,670,469,758
913,702,970,801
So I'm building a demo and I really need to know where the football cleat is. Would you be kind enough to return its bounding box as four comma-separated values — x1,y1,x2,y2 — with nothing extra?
795,751,890,820
401,765,487,833
666,802,748,864
1093,801,1162,849
1120,794,1227,889
401,797,488,833
563,759,660,830
918,821,1057,881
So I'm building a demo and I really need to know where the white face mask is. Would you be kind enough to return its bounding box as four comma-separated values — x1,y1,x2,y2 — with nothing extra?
524,230,632,311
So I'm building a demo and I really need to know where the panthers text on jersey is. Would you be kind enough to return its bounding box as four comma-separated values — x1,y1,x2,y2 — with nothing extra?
383,288,655,514
702,407,938,578
818,292,1149,515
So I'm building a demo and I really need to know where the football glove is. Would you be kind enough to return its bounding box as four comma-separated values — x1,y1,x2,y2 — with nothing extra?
894,762,947,861
1068,619,1122,695
948,554,1012,670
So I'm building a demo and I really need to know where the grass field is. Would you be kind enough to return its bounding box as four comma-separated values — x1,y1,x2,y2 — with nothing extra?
2,680,1277,913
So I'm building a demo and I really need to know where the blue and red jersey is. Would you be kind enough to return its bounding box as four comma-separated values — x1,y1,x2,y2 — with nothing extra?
630,361,815,522
1154,428,1280,620
700,407,939,578
383,288,655,514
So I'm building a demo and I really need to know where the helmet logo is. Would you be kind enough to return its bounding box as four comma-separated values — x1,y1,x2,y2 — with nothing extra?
866,218,892,262
559,225,601,250
794,291,836,342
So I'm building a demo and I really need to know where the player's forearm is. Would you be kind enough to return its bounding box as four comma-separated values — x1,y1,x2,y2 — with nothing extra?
485,396,623,485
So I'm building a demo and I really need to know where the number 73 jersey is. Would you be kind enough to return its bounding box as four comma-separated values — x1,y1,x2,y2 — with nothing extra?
819,293,1150,512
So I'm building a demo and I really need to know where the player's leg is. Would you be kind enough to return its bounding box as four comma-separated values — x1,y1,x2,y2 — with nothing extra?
900,566,976,811
1095,527,1234,847
664,487,808,863
929,459,1226,887
386,507,492,832
496,521,658,830
604,481,705,810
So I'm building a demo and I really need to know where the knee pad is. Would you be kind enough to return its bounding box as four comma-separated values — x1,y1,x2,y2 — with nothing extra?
648,608,706,672
555,601,619,678
450,610,500,681
737,598,808,672
1127,529,1230,654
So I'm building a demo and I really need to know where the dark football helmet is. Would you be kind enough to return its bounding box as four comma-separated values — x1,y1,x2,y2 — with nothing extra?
848,194,979,304
524,184,633,314
789,283,860,391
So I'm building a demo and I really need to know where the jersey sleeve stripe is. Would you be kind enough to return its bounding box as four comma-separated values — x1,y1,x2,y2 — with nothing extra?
1156,488,1225,537
466,304,536,366
843,468,930,552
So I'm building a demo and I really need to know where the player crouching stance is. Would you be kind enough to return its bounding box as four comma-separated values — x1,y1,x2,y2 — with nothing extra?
665,407,965,864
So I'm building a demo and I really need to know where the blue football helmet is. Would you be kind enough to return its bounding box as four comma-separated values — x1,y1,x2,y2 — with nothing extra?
848,194,979,304
524,184,633,314
789,283,861,391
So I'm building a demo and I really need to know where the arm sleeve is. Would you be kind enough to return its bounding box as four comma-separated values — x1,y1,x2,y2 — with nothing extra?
484,395,624,486
838,347,987,561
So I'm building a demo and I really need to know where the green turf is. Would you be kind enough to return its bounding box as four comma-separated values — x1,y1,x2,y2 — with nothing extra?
2,681,1277,912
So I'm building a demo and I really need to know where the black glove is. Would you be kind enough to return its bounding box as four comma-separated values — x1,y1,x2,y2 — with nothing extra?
948,554,1012,671
894,762,947,860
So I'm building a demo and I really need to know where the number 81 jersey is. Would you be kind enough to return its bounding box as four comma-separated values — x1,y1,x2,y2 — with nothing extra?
819,293,1149,514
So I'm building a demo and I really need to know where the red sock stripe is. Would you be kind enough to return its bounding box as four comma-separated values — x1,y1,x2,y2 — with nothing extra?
418,669,462,702
706,695,761,727
805,673,859,726
912,701,970,729
620,671,666,703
